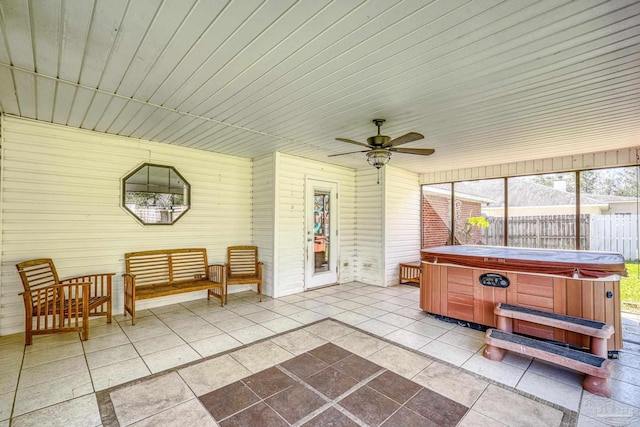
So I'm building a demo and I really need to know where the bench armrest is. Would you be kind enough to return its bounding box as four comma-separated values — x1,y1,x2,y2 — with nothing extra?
61,273,114,297
208,264,226,283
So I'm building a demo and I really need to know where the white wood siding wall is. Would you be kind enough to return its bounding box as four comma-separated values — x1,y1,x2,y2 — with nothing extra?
420,147,640,184
274,153,356,297
384,167,421,286
0,116,252,335
252,153,275,297
355,168,384,286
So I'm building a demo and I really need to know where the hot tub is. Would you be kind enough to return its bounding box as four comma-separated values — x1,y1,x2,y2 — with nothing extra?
420,245,626,351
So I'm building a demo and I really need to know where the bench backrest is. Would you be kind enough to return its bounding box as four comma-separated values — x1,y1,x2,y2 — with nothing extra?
227,246,259,278
16,258,61,306
125,248,209,285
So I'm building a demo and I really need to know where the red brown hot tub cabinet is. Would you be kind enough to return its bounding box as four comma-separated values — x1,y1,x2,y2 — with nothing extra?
420,245,626,351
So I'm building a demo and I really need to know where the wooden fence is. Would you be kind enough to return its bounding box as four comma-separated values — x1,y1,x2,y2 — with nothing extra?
481,214,639,260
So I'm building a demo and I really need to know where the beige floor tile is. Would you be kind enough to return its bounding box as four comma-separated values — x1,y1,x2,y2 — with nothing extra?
348,295,381,305
163,315,209,330
133,333,185,356
516,370,583,411
199,309,239,324
462,354,525,388
149,303,185,314
227,303,265,316
332,331,389,358
230,340,294,373
189,333,243,358
92,357,151,391
609,378,640,409
82,331,131,353
269,329,327,355
392,307,428,321
122,323,173,343
86,343,139,370
173,323,224,343
384,329,432,349
370,301,405,312
110,372,194,426
87,322,124,339
25,332,80,352
458,409,508,426
419,340,474,367
611,362,640,387
576,414,610,426
331,299,364,311
213,316,256,332
330,311,370,326
21,341,83,369
0,391,13,422
18,355,88,389
403,320,448,339
154,309,195,323
227,324,276,344
129,398,217,427
527,359,583,388
142,344,201,373
367,345,433,378
376,312,416,328
242,309,283,323
294,299,326,310
453,325,487,339
419,315,457,330
269,304,306,316
0,371,19,395
179,354,251,396
413,361,488,407
261,316,303,333
473,384,564,427
580,393,639,426
304,319,354,341
310,304,346,316
353,319,399,337
13,371,93,417
438,330,485,352
286,310,326,324
11,393,100,427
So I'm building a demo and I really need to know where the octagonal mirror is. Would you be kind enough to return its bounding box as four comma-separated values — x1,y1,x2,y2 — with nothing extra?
122,163,190,225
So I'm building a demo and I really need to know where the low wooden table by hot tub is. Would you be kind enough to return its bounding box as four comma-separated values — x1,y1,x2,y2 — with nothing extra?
420,245,626,352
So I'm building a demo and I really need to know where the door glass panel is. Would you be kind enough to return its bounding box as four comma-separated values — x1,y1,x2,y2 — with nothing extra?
314,191,330,273
422,183,452,248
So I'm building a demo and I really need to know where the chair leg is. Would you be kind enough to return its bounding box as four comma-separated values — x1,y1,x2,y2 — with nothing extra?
258,283,262,302
106,299,112,324
25,315,33,346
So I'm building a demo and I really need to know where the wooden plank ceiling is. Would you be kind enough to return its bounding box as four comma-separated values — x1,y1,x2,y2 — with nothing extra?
0,0,638,174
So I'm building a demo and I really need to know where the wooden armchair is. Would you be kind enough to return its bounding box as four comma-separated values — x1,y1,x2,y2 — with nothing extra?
16,259,114,345
225,246,263,304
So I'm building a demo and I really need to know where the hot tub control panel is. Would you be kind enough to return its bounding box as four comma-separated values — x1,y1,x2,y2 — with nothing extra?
479,273,510,288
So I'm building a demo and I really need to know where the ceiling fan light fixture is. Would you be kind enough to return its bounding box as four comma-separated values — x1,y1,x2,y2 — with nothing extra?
367,149,391,169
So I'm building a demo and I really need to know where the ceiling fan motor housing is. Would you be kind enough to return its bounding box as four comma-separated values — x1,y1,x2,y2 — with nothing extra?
367,135,391,147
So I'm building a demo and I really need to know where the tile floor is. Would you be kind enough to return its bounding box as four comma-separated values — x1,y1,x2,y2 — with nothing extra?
0,281,639,426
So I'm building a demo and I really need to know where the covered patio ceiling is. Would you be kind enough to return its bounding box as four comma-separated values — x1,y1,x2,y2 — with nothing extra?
0,0,638,174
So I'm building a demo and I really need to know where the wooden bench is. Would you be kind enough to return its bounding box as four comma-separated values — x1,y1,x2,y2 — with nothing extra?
484,303,614,397
123,248,225,325
399,262,421,286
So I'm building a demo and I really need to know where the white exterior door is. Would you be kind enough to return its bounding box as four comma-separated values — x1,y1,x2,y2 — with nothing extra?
305,178,339,289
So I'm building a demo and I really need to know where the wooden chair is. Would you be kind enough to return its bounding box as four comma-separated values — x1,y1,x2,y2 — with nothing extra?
16,259,114,345
225,246,263,304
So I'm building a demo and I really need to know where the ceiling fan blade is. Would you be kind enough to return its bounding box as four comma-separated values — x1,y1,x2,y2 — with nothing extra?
336,137,369,147
389,147,435,156
328,150,370,157
387,132,424,147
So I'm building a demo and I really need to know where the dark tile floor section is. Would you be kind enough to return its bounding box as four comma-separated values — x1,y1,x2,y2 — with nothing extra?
198,342,469,427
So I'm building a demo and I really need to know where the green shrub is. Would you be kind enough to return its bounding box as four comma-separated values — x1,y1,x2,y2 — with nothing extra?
621,263,640,313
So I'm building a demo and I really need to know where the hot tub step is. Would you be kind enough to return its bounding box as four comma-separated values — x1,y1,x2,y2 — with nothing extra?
484,328,612,397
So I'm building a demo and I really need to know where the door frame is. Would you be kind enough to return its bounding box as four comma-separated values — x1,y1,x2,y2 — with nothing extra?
304,176,340,289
